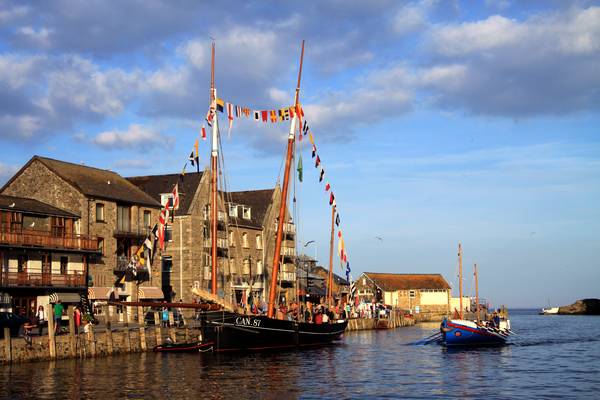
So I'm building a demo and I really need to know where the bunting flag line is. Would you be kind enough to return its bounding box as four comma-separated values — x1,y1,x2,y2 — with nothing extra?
335,213,340,227
337,230,346,263
311,144,316,158
325,182,330,191
303,121,309,136
319,167,325,182
315,155,321,168
345,261,351,284
329,191,335,206
308,132,315,145
270,110,277,123
201,125,207,141
216,98,224,113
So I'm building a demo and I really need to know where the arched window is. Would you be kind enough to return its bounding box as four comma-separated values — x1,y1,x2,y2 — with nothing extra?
255,234,262,249
242,232,249,248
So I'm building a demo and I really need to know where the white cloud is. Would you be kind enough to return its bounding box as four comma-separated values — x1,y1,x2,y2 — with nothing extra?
392,3,427,35
16,26,53,48
92,124,174,149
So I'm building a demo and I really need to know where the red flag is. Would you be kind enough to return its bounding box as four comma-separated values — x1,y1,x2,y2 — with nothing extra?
171,183,179,210
329,191,335,206
325,182,330,191
315,155,320,168
201,125,206,140
261,111,268,122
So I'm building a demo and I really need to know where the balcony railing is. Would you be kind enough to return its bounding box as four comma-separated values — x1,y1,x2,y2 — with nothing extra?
281,246,296,257
274,222,296,234
203,238,229,249
0,272,86,288
113,227,151,239
0,227,99,252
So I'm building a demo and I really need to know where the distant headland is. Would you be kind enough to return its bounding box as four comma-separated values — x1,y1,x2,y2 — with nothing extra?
558,299,600,315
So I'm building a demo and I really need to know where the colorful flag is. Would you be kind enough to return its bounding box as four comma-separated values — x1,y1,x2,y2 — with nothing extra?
201,125,207,141
180,163,187,182
205,106,214,127
296,105,303,136
261,110,268,122
337,230,345,263
329,191,335,206
303,121,309,135
325,182,330,191
312,144,316,158
319,167,325,182
227,102,233,137
235,105,242,118
345,261,351,284
216,98,224,112
335,213,340,226
171,183,180,210
253,111,260,121
270,110,277,123
308,132,314,145
315,155,321,168
297,154,303,182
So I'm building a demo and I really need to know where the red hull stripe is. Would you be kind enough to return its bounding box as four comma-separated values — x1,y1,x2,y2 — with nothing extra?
447,321,500,338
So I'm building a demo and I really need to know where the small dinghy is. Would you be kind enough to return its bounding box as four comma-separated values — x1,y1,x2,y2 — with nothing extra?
154,340,214,353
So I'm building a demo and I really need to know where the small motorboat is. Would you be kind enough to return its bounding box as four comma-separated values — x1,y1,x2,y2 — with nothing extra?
153,340,214,353
540,307,559,315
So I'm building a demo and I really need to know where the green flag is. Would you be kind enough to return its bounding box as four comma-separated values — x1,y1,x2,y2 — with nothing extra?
297,154,303,182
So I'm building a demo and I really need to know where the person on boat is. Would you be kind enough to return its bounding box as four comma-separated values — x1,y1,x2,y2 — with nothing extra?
314,309,323,324
493,311,501,328
161,307,169,328
322,310,330,324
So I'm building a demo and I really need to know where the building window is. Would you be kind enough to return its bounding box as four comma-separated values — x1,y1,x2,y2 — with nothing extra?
10,212,23,232
409,290,416,298
228,204,238,218
256,260,263,275
162,256,173,272
117,205,130,232
160,194,176,210
96,203,105,222
60,256,68,275
242,206,251,220
51,217,64,237
256,234,262,250
242,232,249,248
243,259,250,275
17,255,27,272
143,211,151,228
229,231,235,247
97,237,104,255
165,225,173,242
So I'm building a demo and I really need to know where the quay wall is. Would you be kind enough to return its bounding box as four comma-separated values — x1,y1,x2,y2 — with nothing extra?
2,306,414,364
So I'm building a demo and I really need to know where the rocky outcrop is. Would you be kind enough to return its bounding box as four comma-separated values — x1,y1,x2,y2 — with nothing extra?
558,299,600,315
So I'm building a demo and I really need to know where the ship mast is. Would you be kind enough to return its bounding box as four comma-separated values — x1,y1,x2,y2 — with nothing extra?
474,263,479,323
267,40,305,318
210,42,219,295
327,205,335,307
458,243,463,320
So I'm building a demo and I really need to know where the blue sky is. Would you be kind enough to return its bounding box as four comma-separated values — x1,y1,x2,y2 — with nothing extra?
1,0,598,307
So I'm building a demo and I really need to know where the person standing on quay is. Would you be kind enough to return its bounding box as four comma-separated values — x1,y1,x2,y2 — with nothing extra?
54,300,64,335
35,305,46,336
74,306,82,334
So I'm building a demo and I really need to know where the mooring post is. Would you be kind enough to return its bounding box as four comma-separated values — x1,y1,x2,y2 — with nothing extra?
3,327,11,362
123,306,131,352
154,311,161,346
88,323,96,357
103,305,113,355
68,306,76,357
47,311,56,359
168,311,176,343
138,306,146,351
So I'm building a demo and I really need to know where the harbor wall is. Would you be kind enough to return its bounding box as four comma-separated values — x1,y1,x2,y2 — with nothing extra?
346,310,415,331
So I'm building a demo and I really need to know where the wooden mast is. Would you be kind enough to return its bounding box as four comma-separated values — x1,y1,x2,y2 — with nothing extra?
210,41,219,295
267,40,305,318
327,205,335,307
474,263,479,323
458,243,463,320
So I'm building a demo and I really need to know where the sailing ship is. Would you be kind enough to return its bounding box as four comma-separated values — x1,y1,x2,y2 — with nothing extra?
194,40,347,351
440,244,512,346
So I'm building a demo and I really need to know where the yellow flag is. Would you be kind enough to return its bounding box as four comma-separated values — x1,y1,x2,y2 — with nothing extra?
309,133,315,145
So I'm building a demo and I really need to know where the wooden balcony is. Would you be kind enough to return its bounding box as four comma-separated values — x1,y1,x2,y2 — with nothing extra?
0,227,99,252
0,271,86,288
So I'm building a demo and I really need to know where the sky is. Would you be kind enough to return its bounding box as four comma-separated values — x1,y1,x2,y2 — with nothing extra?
0,0,598,308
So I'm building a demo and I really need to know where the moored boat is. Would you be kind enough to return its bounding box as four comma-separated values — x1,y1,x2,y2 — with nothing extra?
540,307,559,315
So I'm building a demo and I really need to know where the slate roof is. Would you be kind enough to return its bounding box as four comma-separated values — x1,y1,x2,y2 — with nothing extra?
126,172,203,215
3,156,161,208
363,273,451,291
226,189,275,229
0,194,79,218
314,266,349,286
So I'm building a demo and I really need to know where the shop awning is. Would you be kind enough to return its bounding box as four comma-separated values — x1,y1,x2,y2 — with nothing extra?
49,292,81,303
88,287,111,300
138,287,164,299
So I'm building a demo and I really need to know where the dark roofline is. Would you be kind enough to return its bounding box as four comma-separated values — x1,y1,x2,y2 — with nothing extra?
2,156,160,208
0,194,80,218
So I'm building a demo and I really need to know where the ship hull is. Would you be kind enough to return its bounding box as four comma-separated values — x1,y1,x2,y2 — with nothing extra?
441,318,509,346
200,312,348,352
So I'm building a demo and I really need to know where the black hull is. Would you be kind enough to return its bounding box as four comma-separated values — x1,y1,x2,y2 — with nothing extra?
199,312,348,352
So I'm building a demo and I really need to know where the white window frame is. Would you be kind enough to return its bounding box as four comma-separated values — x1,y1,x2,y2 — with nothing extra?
242,206,251,220
228,204,238,218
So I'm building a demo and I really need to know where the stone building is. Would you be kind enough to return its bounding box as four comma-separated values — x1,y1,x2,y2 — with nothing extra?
355,272,451,315
1,156,162,306
127,171,297,306
0,194,100,318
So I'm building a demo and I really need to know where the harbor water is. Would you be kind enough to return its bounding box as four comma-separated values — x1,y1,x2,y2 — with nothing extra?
1,309,599,399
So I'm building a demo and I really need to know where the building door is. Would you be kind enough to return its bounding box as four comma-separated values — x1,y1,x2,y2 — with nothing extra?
161,256,173,302
42,253,51,285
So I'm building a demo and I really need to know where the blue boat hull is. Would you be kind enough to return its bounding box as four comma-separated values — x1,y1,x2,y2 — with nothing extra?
440,318,508,346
